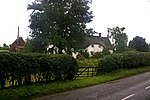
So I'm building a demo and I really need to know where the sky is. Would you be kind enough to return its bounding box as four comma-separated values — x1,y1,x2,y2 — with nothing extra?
0,0,150,46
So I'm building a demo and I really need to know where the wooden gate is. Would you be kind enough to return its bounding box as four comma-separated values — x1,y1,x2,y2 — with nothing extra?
75,67,98,79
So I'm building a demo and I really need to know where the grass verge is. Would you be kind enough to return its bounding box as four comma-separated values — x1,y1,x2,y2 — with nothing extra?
0,66,150,100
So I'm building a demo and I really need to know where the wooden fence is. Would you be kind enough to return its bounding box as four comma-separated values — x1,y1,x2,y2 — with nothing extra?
75,67,98,79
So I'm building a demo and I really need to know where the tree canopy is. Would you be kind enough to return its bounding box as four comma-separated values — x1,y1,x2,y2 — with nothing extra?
107,26,128,53
129,36,149,52
27,0,93,54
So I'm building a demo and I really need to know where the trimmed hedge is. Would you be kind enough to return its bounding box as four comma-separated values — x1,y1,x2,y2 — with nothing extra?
0,53,78,89
98,51,150,73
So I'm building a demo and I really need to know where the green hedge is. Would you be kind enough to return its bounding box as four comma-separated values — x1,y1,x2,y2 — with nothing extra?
0,53,78,89
98,51,150,73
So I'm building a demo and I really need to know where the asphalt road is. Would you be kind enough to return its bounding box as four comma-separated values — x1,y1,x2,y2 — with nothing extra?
35,71,150,100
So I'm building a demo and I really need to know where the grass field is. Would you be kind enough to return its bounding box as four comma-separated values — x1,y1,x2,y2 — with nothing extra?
77,58,100,67
0,66,150,100
0,50,9,52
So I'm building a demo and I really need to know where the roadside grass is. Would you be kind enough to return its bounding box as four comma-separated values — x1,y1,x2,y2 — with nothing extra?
0,66,150,100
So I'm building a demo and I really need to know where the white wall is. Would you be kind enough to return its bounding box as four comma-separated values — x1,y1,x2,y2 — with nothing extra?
86,44,104,56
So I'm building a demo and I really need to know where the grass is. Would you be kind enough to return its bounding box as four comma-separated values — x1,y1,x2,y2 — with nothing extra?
0,66,150,100
0,50,9,52
77,58,100,67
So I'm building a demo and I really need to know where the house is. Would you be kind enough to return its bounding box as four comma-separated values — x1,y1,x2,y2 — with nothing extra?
84,33,111,56
47,33,111,58
10,37,25,52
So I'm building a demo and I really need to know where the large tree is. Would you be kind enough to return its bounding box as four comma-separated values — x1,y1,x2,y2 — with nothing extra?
28,0,93,54
129,36,149,52
107,26,128,53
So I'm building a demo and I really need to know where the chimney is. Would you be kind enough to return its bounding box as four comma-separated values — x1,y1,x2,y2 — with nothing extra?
17,26,19,50
17,26,19,39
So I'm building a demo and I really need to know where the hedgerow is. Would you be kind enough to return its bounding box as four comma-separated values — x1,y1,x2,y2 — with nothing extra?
0,53,78,89
98,51,150,73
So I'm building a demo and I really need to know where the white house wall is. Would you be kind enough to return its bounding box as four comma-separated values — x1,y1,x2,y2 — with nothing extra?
86,44,104,56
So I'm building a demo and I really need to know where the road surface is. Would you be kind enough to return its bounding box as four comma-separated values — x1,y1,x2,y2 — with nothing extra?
35,71,150,100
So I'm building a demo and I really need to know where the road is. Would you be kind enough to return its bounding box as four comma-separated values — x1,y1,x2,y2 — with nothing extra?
35,71,150,100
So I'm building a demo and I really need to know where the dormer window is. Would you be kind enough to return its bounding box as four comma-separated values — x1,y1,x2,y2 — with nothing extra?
91,45,94,47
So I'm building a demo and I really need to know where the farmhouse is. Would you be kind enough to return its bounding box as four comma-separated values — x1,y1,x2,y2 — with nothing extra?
84,33,111,56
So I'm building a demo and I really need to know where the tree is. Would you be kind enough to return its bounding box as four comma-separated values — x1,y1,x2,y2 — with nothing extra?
0,43,9,50
107,26,128,53
129,36,149,52
24,36,49,53
28,0,93,54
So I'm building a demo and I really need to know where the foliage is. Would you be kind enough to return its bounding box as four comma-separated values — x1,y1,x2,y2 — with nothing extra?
79,51,89,59
0,53,78,89
24,37,49,53
28,0,93,53
0,66,150,100
129,36,149,52
0,43,9,51
76,53,86,61
98,51,150,73
107,26,128,53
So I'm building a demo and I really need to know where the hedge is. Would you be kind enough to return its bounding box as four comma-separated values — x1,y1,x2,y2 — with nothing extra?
98,51,150,73
0,53,78,89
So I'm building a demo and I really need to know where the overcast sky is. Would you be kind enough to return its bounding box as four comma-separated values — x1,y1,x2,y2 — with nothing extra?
0,0,150,46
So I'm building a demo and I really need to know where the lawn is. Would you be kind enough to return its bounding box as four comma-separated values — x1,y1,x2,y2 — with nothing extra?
77,58,100,67
0,50,9,52
0,66,150,100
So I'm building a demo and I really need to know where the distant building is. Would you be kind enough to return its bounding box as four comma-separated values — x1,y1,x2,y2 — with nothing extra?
10,37,25,52
84,33,111,56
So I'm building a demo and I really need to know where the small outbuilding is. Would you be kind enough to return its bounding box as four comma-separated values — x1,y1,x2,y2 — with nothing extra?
10,37,25,52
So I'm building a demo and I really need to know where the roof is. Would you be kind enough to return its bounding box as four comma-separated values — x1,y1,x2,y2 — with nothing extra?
84,35,111,48
101,37,111,47
11,37,25,46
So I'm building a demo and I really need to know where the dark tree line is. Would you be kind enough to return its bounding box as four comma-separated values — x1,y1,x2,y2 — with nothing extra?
129,36,149,52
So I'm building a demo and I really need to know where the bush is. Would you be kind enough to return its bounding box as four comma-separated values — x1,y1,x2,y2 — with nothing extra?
91,52,105,58
80,51,89,59
0,53,78,89
98,51,150,73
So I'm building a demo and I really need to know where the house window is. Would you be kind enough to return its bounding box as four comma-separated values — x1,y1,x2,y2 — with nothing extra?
91,45,94,47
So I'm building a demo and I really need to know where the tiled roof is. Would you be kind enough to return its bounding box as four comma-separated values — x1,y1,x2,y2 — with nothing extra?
11,37,25,46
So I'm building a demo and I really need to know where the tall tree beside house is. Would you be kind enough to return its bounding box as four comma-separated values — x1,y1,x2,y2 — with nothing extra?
107,26,128,53
129,36,149,52
27,0,93,54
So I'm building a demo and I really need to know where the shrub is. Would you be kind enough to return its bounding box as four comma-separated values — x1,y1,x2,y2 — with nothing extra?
91,52,105,58
98,51,150,73
0,53,78,89
80,51,89,59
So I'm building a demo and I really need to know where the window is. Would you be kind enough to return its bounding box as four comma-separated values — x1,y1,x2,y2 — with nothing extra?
91,45,94,47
